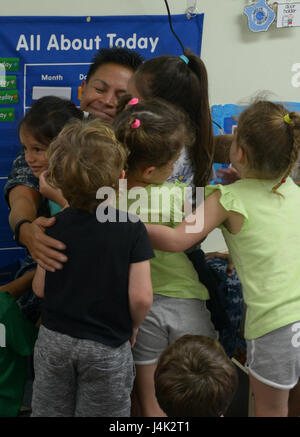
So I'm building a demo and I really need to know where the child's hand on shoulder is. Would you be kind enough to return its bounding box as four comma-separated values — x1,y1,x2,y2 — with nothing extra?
39,171,67,207
39,171,55,198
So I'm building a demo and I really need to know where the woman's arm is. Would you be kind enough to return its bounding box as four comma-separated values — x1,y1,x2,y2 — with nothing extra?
0,269,36,299
8,184,42,229
8,185,67,272
32,265,46,298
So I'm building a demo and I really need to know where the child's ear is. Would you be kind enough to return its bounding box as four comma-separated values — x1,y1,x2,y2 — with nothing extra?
237,145,247,165
142,166,156,181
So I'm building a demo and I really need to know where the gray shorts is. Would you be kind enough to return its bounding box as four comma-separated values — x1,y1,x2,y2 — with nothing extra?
31,325,135,417
133,294,217,365
246,321,300,389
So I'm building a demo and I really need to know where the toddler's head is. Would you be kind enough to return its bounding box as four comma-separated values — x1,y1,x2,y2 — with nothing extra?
114,98,194,185
46,118,127,213
19,96,83,178
154,335,238,417
234,100,300,193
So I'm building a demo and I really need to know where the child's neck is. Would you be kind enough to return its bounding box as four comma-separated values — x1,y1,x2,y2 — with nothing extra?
126,173,161,190
126,175,148,189
234,164,260,180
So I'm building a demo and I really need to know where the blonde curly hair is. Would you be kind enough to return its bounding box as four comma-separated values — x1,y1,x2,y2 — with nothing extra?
46,118,127,213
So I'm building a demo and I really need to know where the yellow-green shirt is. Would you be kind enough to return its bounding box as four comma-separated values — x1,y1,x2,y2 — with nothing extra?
119,182,208,300
206,177,300,339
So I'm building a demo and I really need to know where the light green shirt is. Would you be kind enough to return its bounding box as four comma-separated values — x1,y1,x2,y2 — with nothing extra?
119,182,208,300
206,177,300,339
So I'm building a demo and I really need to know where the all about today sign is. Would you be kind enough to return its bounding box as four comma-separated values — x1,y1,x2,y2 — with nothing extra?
0,14,204,124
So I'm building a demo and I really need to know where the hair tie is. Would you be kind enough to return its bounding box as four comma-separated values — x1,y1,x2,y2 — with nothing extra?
179,54,189,65
283,113,292,124
281,178,286,183
131,118,141,129
128,97,139,106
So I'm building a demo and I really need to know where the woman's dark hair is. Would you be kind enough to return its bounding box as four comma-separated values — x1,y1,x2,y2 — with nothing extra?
86,47,144,83
19,96,84,145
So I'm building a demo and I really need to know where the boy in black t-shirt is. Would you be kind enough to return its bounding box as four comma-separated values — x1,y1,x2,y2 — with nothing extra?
31,118,154,417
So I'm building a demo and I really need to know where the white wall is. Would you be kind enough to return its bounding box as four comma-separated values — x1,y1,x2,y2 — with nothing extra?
2,0,300,106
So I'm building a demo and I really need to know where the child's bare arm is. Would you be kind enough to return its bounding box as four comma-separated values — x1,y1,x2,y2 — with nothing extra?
128,260,153,346
146,191,230,252
32,264,46,298
0,269,35,299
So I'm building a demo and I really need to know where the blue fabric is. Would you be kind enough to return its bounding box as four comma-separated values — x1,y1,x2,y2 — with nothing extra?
187,249,243,357
206,257,244,357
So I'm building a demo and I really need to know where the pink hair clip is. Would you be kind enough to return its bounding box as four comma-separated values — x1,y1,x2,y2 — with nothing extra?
128,97,139,106
131,118,141,129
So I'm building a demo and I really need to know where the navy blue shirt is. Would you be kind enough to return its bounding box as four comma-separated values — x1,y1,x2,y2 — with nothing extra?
42,206,154,347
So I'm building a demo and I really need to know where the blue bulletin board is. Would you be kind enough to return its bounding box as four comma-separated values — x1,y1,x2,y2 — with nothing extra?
0,14,204,273
0,14,204,174
212,101,300,135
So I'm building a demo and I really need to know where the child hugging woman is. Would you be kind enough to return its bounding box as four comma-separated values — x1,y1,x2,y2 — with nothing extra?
31,118,154,417
114,97,217,417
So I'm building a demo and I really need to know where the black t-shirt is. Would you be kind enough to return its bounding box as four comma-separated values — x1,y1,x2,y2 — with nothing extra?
42,206,154,347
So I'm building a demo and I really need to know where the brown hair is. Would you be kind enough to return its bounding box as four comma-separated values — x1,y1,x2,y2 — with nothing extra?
154,335,238,417
114,97,194,175
131,49,214,187
19,96,83,145
46,118,127,213
237,100,300,195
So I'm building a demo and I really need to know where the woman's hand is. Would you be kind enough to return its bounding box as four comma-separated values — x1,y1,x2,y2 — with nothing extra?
20,217,67,272
205,251,234,276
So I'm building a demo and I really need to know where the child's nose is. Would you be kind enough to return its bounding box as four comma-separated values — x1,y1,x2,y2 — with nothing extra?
25,150,35,163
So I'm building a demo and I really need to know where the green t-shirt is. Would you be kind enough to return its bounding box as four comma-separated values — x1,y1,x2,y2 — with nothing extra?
0,292,38,417
119,182,208,300
206,177,300,339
